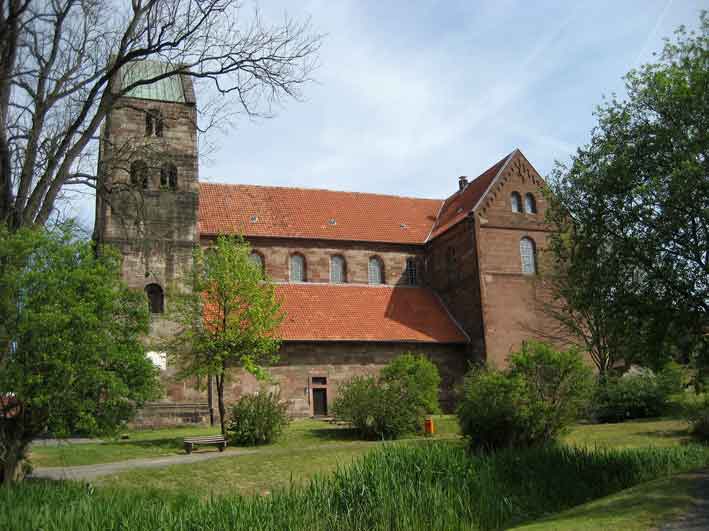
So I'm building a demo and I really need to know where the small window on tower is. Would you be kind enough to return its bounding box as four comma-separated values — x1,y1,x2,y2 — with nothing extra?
130,160,149,190
290,254,306,282
511,192,522,213
160,163,177,190
330,255,346,283
145,283,164,314
368,256,384,284
146,108,164,137
249,251,264,275
520,237,537,275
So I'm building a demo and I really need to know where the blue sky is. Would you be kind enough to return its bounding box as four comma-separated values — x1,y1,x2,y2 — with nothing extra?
71,0,706,227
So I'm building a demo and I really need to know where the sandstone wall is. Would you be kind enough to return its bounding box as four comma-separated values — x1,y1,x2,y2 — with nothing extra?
202,235,425,287
161,341,469,418
425,219,485,356
473,152,552,367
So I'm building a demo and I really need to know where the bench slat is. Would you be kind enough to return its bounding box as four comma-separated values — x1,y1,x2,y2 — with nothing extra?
183,435,227,454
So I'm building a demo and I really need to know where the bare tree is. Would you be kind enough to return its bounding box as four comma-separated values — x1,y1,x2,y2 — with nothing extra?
0,0,321,230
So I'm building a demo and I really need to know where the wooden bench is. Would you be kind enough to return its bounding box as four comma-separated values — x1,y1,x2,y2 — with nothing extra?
183,435,227,454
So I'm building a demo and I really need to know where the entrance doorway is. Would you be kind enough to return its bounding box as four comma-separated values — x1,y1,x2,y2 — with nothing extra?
312,388,328,416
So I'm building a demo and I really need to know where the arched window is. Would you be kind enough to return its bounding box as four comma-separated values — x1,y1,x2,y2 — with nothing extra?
520,237,536,275
368,256,384,284
160,163,177,190
289,253,306,282
145,283,164,314
524,193,537,214
130,160,148,189
330,255,346,283
249,251,264,275
406,257,418,285
510,192,522,213
146,108,164,137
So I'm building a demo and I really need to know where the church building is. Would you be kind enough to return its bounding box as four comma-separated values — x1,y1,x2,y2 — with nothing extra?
94,67,552,419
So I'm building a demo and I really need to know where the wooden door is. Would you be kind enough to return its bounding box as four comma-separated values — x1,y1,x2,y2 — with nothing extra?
313,388,328,416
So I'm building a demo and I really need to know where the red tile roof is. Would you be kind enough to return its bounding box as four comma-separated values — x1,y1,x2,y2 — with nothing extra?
198,151,516,244
199,183,442,244
427,151,514,240
274,284,468,343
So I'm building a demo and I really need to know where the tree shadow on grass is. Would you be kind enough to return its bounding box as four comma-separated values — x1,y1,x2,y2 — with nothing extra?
635,429,694,444
514,476,699,530
107,436,197,451
307,427,361,442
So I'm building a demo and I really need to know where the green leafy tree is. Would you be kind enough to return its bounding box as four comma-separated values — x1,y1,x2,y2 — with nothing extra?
380,352,441,414
168,235,283,435
0,224,160,484
543,13,709,370
457,342,594,451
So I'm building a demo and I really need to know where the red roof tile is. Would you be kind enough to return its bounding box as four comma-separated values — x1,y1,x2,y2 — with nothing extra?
427,151,514,240
198,151,517,244
274,284,468,343
199,183,443,244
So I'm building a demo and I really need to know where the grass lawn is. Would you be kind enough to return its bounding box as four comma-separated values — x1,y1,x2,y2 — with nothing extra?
563,418,692,449
12,415,709,530
510,472,700,530
97,439,444,497
30,415,460,468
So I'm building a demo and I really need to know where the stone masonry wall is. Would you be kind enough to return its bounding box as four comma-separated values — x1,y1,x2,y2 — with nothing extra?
96,94,200,338
474,152,553,367
160,341,469,418
202,235,425,287
224,341,469,416
425,218,485,356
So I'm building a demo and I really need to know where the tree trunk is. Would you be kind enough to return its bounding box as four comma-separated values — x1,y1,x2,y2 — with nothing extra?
207,373,215,426
216,375,226,436
1,443,28,486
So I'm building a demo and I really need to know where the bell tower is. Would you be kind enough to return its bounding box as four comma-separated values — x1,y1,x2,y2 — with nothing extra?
94,62,199,325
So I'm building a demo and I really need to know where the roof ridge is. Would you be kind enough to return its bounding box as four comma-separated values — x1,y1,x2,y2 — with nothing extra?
471,149,519,212
200,181,445,203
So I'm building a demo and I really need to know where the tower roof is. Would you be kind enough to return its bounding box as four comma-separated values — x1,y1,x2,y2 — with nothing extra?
117,60,187,103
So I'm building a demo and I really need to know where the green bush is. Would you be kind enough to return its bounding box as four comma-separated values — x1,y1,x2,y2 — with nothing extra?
657,361,688,397
593,373,666,423
457,369,531,451
683,394,709,442
226,391,289,446
332,376,421,439
380,352,441,414
457,341,594,451
333,353,440,439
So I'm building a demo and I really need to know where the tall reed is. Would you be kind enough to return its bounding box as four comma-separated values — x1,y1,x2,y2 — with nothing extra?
2,443,708,530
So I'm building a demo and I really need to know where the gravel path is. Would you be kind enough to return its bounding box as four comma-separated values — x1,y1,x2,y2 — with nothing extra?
31,438,103,447
660,470,709,531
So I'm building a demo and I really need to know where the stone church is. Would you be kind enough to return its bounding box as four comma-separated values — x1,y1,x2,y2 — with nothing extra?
94,67,552,420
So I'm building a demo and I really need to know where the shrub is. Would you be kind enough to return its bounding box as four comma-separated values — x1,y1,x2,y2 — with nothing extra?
226,391,289,446
509,341,595,440
683,394,709,442
457,341,594,451
457,369,531,451
332,376,421,439
380,352,441,414
593,372,666,423
657,361,688,398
